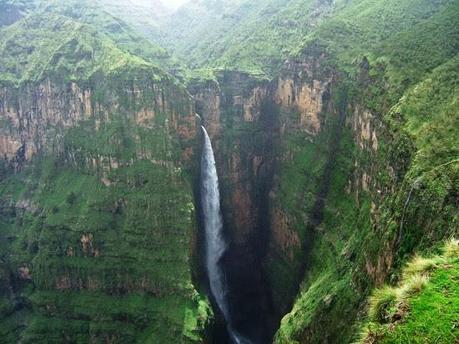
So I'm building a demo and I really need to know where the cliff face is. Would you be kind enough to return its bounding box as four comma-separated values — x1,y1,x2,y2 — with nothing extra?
0,69,209,342
191,72,272,246
275,55,332,135
190,72,278,341
0,75,195,166
190,54,332,243
0,81,93,162
273,51,458,344
265,52,336,317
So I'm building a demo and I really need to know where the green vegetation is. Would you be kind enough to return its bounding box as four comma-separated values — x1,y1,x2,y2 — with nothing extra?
270,0,458,341
274,119,373,343
359,239,459,344
0,12,152,85
154,0,458,80
301,0,459,102
0,0,193,86
0,3,207,342
158,0,334,76
0,0,457,342
0,111,208,342
39,0,184,75
95,0,168,47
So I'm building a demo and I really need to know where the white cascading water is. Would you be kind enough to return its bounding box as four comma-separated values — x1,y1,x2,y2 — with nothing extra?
200,126,251,344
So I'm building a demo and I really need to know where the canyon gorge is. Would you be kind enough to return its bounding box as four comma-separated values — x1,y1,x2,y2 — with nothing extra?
0,0,458,343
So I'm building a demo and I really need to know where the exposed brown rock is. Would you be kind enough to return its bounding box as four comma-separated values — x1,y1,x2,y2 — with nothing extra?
81,233,94,256
276,77,327,135
56,275,71,290
365,241,394,285
243,86,268,122
271,207,300,260
353,105,379,152
0,135,22,159
194,85,221,138
232,187,253,241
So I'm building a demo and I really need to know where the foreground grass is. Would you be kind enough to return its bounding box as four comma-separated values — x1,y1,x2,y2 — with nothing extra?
359,239,459,344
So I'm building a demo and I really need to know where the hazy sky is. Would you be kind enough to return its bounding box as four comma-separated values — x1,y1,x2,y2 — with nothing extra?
162,0,189,10
130,0,189,10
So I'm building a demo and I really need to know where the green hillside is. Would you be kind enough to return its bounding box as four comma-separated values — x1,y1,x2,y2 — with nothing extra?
159,0,335,76
0,12,151,85
0,4,208,343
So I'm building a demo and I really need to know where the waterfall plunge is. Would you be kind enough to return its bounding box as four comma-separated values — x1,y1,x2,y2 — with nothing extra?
200,126,251,344
200,125,230,320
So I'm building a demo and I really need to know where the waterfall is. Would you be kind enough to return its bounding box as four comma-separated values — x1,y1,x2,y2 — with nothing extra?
200,126,230,320
200,126,251,344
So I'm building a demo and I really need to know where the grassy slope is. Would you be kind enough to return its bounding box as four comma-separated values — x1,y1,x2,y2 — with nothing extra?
159,0,458,79
95,0,168,42
302,0,459,95
380,265,459,343
359,240,459,344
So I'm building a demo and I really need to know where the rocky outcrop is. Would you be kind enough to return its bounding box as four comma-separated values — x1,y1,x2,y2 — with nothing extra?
352,105,379,152
275,53,333,134
193,81,222,138
270,59,333,205
270,207,300,261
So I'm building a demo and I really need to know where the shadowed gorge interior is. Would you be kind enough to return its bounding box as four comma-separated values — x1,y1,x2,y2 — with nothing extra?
207,96,281,344
0,0,458,343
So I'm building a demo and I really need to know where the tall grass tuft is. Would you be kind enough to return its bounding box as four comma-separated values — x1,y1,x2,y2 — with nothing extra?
398,274,429,299
368,286,398,323
403,256,437,277
444,238,459,258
